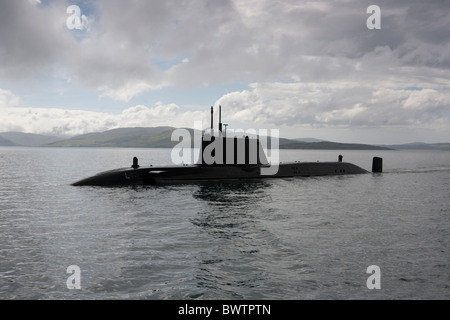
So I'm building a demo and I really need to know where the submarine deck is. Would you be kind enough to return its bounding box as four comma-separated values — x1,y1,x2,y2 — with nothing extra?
72,161,368,186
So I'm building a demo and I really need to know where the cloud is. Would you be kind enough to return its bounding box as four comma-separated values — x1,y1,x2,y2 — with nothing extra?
0,0,449,143
1,1,449,94
0,89,21,108
0,1,74,80
0,85,448,144
0,102,209,136
216,82,450,128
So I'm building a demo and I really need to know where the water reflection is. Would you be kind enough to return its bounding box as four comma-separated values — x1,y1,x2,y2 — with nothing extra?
191,181,278,298
193,179,271,225
191,181,271,235
193,180,270,207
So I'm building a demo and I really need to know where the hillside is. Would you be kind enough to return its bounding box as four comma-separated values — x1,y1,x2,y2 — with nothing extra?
0,132,63,147
279,141,392,150
45,127,180,148
381,142,450,151
44,127,391,150
2,127,448,150
0,135,16,146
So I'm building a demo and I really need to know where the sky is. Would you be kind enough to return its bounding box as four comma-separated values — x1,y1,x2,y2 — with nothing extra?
0,0,449,144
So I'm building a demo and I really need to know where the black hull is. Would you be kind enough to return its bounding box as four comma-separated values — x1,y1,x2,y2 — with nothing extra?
72,161,368,187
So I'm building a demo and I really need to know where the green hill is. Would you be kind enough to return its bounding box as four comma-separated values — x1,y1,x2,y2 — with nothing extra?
45,127,181,148
279,141,392,150
43,127,392,150
385,142,450,151
431,143,450,151
2,128,448,150
0,132,63,147
0,135,16,146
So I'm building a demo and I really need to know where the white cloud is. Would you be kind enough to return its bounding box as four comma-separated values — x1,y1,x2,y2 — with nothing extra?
81,14,90,32
98,82,160,102
216,82,450,129
0,89,21,108
0,103,209,136
0,90,448,144
402,89,447,111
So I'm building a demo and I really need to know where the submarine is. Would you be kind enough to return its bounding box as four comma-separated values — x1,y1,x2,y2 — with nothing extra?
72,106,382,187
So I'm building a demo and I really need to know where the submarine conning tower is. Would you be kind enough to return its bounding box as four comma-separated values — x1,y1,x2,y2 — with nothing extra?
199,106,269,166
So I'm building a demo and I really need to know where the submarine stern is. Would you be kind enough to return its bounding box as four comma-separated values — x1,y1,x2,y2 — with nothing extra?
275,161,369,178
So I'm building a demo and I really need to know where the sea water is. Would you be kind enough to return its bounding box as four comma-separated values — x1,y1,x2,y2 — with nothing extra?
0,147,448,299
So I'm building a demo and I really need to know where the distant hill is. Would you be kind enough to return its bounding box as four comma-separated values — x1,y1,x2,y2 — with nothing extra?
0,132,63,147
293,137,325,143
1,128,448,150
43,127,391,150
45,127,180,148
279,141,392,150
0,135,16,146
381,142,450,151
430,143,450,151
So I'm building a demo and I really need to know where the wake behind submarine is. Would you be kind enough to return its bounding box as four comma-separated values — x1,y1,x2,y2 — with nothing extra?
72,106,383,187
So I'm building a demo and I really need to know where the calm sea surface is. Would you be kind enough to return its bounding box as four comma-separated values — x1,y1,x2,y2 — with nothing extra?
0,147,448,299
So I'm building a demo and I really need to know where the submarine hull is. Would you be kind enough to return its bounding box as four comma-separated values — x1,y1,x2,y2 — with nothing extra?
72,161,368,187
71,106,379,187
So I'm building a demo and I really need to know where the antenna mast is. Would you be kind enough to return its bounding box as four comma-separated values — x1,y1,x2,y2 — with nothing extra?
210,106,214,134
218,105,223,134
